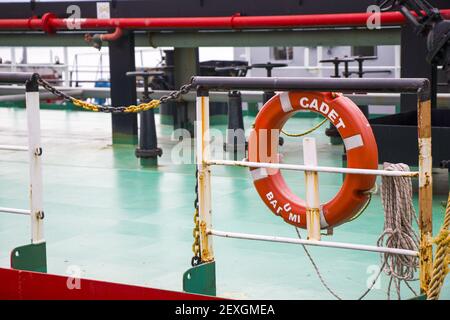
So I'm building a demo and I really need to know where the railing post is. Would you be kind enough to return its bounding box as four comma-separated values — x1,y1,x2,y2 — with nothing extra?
224,90,246,155
418,96,433,294
183,94,217,296
196,87,214,262
303,138,321,240
25,75,44,244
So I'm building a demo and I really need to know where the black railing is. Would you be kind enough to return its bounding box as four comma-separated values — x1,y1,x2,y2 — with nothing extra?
0,72,35,84
191,76,431,101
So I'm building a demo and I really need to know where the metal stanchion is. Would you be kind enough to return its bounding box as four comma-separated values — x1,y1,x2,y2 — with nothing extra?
126,71,163,166
249,62,287,116
214,65,250,155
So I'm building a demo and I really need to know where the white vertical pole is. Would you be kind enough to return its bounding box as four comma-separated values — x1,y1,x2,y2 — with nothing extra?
196,89,214,262
11,47,16,72
245,47,252,76
394,45,401,78
304,47,310,69
25,77,45,244
303,138,321,241
22,47,28,64
317,46,324,77
63,47,70,87
418,98,433,293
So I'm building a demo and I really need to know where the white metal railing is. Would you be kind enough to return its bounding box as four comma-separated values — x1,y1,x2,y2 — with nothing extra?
0,77,45,244
206,159,419,177
0,207,31,216
0,145,28,152
209,229,419,257
195,90,430,263
1,85,450,108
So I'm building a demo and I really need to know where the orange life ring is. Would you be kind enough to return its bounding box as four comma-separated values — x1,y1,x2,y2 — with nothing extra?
248,91,378,229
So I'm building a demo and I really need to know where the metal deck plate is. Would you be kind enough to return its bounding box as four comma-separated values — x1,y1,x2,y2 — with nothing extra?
183,261,217,296
11,242,47,273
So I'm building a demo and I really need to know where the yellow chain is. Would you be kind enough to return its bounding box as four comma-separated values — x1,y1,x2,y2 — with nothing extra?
71,98,101,112
123,100,162,113
37,75,192,113
192,208,201,257
70,98,161,113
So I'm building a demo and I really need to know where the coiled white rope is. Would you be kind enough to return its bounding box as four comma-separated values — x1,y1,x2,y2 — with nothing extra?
378,162,420,299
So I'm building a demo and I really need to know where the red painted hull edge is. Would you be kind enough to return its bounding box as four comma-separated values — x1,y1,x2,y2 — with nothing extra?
0,268,220,300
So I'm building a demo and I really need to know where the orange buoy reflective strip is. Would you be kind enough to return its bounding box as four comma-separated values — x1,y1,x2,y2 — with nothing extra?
248,91,378,229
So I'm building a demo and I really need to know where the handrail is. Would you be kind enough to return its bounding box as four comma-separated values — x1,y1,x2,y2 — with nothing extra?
0,207,31,216
209,229,419,257
0,71,45,245
0,72,34,84
206,159,419,177
0,145,28,152
191,76,431,100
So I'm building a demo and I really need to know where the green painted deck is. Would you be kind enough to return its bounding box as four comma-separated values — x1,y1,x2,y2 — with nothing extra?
0,107,448,300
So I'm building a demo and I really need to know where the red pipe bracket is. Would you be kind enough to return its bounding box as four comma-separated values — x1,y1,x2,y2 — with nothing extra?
41,12,57,34
230,12,241,29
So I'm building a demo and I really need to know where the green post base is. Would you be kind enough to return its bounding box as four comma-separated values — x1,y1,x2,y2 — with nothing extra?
183,261,216,296
112,133,138,145
140,157,158,167
160,114,174,126
210,115,227,126
11,242,47,273
248,103,259,117
330,136,343,145
342,153,347,183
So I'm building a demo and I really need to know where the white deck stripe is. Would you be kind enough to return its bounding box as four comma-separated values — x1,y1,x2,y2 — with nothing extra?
319,206,329,228
343,134,364,151
279,92,293,112
250,168,268,181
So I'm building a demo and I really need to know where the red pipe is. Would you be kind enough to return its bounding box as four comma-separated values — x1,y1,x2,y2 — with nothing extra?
0,10,449,31
51,12,406,29
99,27,123,41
